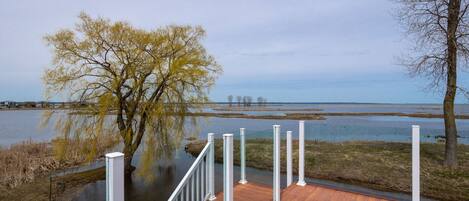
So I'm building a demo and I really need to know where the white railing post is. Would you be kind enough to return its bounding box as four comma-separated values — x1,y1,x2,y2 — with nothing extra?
208,133,216,200
106,152,124,201
412,125,420,201
223,134,234,201
273,125,281,201
239,128,247,184
286,131,293,187
297,120,306,186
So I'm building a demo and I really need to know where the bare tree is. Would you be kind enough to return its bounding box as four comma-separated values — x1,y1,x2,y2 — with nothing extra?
228,95,233,107
257,96,264,106
236,96,242,107
246,96,252,107
396,0,469,167
242,96,247,107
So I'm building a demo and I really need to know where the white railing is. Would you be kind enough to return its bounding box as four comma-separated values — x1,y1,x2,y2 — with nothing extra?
168,133,215,201
104,122,421,201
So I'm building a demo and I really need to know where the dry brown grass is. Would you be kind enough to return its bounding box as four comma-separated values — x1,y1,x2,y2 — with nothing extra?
186,139,469,201
0,140,59,188
0,135,118,189
51,134,119,166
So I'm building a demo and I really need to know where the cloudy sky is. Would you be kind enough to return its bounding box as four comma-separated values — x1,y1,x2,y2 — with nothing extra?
1,0,468,103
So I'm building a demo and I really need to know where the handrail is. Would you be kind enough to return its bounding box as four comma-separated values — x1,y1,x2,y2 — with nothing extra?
168,139,213,201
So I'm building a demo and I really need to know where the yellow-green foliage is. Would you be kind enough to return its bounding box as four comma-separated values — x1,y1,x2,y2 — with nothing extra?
42,12,221,171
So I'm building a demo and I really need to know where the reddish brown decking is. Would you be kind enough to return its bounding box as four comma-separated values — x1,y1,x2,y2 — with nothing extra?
215,183,391,201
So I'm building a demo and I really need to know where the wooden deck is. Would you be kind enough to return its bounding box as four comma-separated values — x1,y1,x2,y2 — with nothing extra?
215,183,391,201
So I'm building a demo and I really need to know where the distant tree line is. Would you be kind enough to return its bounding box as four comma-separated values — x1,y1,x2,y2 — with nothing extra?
0,101,88,109
227,95,267,107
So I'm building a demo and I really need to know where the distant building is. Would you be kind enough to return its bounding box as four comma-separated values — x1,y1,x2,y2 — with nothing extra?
0,101,17,108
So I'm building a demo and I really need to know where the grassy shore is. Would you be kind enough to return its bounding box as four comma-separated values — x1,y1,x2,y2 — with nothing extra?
0,135,118,200
0,136,117,188
186,111,469,120
289,112,469,119
186,139,469,201
186,112,326,120
211,106,323,112
0,167,105,201
65,107,469,120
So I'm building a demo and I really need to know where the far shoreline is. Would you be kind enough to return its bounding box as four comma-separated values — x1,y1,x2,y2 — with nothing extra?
2,107,469,120
188,111,469,120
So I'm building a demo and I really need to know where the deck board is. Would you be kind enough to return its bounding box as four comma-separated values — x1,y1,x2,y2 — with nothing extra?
215,183,272,201
215,183,391,201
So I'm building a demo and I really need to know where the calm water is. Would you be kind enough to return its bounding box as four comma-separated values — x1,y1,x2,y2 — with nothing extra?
0,104,468,200
205,103,469,115
0,110,56,147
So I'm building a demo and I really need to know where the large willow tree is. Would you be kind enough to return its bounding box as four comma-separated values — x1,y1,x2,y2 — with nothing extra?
44,13,221,174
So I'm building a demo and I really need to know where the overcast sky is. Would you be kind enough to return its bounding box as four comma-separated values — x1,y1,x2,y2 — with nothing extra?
1,0,468,103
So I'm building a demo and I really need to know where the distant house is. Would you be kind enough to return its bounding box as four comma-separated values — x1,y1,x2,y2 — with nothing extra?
0,101,17,108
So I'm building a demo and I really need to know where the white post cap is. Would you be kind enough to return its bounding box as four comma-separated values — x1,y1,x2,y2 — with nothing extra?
105,152,124,158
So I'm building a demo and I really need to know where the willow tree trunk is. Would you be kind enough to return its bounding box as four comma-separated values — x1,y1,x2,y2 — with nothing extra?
123,144,137,176
444,0,460,168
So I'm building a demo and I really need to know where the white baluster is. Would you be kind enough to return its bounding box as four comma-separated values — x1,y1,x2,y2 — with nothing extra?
412,125,420,201
196,166,200,201
239,128,247,184
223,134,234,201
297,121,306,186
208,133,216,200
273,125,281,201
286,131,292,187
191,176,195,200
